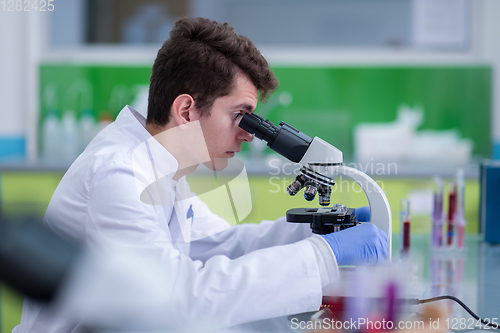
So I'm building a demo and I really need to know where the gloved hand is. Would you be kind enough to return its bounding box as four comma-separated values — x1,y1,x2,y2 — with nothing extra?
320,223,388,266
354,206,370,222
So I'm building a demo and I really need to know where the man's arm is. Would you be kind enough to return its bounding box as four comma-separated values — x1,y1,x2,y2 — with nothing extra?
84,163,324,329
189,215,312,262
189,199,371,262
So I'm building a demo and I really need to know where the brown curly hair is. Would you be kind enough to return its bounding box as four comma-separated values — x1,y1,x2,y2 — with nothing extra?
147,17,279,127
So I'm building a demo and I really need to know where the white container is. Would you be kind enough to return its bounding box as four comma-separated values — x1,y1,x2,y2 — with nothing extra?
41,110,62,162
62,110,79,163
80,110,98,152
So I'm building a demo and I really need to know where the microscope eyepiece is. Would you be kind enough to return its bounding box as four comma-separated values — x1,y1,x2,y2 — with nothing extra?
238,113,264,135
239,113,279,143
239,113,312,163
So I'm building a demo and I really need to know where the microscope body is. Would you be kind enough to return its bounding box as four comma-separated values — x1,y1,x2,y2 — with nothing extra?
239,114,392,257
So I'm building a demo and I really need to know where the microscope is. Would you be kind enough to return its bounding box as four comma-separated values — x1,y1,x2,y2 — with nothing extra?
239,113,392,255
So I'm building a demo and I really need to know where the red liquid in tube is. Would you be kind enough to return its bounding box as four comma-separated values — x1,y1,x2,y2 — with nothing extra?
447,188,456,246
402,220,411,252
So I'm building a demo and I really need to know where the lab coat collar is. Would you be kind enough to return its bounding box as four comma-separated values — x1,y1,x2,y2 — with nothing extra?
117,105,179,182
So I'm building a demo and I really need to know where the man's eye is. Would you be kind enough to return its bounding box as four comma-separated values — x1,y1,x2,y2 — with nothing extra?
233,112,243,120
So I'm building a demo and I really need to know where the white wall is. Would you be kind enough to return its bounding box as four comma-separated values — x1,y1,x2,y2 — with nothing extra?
0,11,28,136
0,10,48,160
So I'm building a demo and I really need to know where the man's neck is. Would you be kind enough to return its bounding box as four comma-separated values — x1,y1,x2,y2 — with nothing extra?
145,122,207,181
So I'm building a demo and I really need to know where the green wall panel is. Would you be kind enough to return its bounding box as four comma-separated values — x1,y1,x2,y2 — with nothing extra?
269,66,491,159
40,64,492,158
40,65,151,119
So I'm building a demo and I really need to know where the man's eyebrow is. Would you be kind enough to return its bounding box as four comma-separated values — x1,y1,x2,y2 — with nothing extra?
233,103,254,112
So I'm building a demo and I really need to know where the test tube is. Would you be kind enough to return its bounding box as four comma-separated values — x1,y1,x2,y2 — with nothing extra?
400,199,411,254
432,177,444,247
447,183,457,247
456,169,466,249
385,281,398,325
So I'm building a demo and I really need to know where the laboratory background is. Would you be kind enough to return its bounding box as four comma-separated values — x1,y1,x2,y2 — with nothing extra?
1,0,500,332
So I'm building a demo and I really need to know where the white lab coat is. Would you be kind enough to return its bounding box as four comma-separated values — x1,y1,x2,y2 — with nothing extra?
14,106,334,332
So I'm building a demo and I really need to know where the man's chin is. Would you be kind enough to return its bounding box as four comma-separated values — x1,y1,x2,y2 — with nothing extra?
203,158,229,171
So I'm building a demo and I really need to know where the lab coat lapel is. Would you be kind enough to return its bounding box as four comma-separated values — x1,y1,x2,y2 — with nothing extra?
173,189,192,245
166,183,191,255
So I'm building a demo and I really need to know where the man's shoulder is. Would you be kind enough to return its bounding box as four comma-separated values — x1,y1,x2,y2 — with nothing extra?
85,107,148,161
62,125,139,185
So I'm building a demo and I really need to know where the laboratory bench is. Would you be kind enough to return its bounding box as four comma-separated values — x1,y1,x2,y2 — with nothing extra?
223,234,500,333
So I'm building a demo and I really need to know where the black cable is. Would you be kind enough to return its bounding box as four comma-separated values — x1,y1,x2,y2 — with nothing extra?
418,295,500,330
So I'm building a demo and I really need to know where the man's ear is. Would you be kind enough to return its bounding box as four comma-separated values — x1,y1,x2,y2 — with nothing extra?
170,94,199,125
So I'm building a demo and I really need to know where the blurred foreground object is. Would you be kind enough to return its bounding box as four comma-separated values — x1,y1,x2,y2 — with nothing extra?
0,216,79,301
0,216,214,332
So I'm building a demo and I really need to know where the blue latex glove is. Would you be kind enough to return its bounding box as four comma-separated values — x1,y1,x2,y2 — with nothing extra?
354,206,370,222
320,223,388,266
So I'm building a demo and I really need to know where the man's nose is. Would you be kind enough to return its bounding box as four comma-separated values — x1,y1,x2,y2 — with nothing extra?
239,128,254,142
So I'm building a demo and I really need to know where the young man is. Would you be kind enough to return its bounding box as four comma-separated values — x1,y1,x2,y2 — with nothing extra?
15,17,388,332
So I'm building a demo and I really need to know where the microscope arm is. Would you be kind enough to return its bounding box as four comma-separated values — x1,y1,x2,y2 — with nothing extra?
334,166,392,260
297,145,392,259
295,137,391,243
